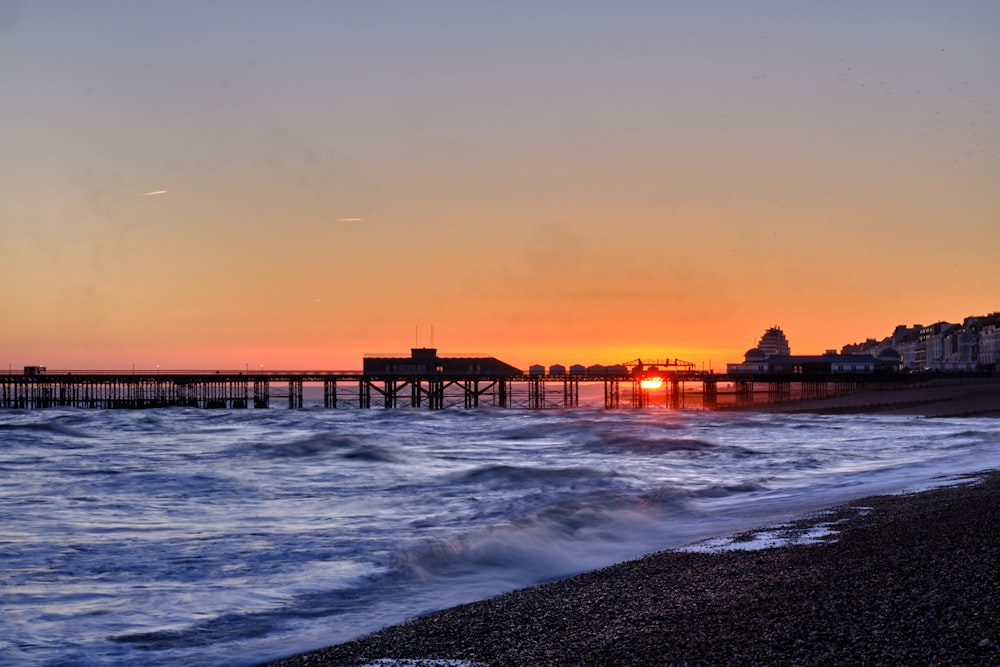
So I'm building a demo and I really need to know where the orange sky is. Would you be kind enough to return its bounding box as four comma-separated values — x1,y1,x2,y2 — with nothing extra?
2,2,998,372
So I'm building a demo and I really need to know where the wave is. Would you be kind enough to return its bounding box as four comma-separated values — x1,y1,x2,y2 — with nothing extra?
249,433,400,462
498,415,725,456
944,428,997,440
582,431,719,455
689,482,770,498
0,420,94,439
449,463,613,489
391,495,661,582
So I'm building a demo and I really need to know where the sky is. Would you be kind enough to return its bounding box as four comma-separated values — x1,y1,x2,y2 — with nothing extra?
2,1,998,371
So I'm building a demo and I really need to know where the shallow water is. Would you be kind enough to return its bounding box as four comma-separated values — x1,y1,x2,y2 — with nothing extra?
1,405,997,666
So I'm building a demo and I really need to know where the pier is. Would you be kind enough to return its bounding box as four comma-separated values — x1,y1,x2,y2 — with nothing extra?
0,368,913,411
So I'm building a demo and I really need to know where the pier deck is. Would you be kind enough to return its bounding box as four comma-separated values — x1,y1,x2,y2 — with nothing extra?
0,369,916,411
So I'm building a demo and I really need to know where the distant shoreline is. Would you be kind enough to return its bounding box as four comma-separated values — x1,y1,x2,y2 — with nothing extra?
738,376,1000,418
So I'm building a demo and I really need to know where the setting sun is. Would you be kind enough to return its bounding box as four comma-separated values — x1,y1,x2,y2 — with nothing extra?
639,377,664,390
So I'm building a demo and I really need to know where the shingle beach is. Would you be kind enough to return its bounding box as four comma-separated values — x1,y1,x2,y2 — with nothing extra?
264,383,1000,667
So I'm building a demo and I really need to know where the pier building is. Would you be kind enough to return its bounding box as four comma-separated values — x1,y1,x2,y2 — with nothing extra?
726,348,903,374
362,348,521,378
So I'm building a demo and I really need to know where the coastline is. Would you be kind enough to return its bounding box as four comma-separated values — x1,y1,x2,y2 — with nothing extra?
264,470,1000,665
742,376,1000,418
261,394,1000,666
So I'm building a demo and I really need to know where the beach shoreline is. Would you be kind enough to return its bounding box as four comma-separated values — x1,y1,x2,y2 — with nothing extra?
264,470,1000,665
261,392,1000,666
735,376,1000,418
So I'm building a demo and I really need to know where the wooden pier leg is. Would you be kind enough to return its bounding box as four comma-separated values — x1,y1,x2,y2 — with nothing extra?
632,379,646,408
323,379,337,408
703,379,718,409
529,377,543,409
360,380,371,408
411,380,420,407
462,381,472,408
288,380,303,409
670,378,681,409
383,380,394,408
431,380,444,409
736,380,753,406
253,380,269,408
561,379,579,408
603,379,620,409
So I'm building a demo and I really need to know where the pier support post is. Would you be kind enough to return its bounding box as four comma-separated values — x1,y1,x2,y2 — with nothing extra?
323,379,336,408
410,380,421,407
604,379,620,409
427,380,444,409
564,379,579,408
254,379,270,408
702,378,717,409
360,380,371,408
632,379,645,408
383,380,396,409
736,380,754,406
529,377,543,409
288,380,303,409
767,380,790,403
670,378,681,409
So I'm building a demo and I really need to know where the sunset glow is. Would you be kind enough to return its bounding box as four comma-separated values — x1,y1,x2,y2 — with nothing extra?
639,378,664,391
1,3,996,371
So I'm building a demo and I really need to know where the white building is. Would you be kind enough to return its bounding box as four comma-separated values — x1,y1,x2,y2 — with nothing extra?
757,326,791,357
980,325,1000,365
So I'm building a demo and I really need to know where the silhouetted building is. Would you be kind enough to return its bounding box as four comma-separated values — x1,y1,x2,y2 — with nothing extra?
363,348,522,377
728,348,901,374
758,326,791,357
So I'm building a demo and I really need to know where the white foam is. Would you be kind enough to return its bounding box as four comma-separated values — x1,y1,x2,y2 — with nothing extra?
676,511,858,553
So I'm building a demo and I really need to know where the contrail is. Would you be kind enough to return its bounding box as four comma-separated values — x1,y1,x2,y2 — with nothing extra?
336,217,363,222
142,190,168,196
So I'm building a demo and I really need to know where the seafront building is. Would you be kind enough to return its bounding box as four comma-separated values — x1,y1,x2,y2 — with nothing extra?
756,326,791,356
841,312,1000,371
735,314,1000,374
727,326,900,375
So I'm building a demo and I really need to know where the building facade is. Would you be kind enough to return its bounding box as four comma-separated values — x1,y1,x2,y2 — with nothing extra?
758,326,791,356
727,326,900,374
841,312,1000,371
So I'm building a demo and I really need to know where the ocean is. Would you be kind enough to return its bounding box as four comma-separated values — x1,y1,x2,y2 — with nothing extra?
1,402,997,666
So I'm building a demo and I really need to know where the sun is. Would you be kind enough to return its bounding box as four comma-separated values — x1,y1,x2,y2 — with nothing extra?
639,377,664,390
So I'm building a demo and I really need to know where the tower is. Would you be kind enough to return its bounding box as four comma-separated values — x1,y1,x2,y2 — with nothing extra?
758,326,791,357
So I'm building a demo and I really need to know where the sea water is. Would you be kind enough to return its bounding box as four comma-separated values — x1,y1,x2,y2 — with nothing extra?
1,403,997,666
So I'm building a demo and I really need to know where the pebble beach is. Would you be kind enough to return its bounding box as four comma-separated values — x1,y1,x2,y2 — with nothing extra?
264,384,1000,667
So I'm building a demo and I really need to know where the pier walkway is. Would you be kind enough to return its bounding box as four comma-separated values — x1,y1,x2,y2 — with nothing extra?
0,368,917,411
